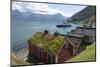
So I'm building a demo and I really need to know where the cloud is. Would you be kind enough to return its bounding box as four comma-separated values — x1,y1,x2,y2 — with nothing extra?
12,1,70,17
12,2,36,12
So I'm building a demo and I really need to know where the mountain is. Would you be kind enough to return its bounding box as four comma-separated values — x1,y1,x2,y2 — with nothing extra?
11,10,67,22
67,6,96,23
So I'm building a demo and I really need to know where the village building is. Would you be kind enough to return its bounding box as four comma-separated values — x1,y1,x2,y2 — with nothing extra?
27,25,96,64
66,32,85,55
74,26,96,44
27,32,76,64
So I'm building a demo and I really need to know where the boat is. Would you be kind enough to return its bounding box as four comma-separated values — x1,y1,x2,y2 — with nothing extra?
56,20,72,27
56,24,72,27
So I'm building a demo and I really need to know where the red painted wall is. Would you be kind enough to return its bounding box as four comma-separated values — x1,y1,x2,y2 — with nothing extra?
28,44,55,63
28,44,38,58
42,51,48,63
28,43,73,63
58,44,73,63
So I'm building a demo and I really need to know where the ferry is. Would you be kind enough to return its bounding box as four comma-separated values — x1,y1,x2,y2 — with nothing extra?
56,20,72,27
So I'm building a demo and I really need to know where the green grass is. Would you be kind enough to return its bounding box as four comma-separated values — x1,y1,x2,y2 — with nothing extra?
66,43,96,62
80,15,96,24
28,32,64,55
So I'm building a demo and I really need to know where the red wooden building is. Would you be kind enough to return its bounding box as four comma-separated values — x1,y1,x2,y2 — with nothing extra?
27,32,83,64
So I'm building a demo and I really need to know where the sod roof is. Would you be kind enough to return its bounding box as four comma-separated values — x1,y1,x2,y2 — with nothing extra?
28,32,65,55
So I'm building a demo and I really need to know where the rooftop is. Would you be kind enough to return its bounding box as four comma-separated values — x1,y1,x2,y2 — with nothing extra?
77,26,96,29
28,32,64,55
67,32,84,38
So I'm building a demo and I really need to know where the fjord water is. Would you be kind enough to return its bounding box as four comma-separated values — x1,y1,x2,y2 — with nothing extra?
11,21,80,51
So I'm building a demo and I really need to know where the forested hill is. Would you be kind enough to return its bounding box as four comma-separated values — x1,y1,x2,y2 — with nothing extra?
67,6,96,24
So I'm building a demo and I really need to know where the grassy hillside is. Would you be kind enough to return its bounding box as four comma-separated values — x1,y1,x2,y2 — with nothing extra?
80,15,96,24
66,43,96,62
67,6,96,24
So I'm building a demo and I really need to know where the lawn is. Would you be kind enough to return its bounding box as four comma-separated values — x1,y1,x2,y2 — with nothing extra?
66,43,96,62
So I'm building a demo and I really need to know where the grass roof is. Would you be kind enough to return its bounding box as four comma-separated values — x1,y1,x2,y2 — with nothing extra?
28,32,64,55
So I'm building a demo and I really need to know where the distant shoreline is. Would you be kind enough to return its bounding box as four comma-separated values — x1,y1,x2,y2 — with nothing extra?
12,44,28,52
11,47,29,65
12,47,29,60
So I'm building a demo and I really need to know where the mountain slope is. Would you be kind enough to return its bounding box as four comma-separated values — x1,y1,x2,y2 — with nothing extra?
67,6,96,23
66,43,96,62
11,10,66,22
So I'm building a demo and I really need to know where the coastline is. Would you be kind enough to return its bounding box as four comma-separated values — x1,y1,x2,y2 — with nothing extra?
11,47,29,65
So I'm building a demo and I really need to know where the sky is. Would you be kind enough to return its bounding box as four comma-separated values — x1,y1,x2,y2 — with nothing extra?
12,1,87,17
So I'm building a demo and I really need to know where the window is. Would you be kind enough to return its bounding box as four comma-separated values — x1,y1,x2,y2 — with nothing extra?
47,54,52,63
64,42,69,48
38,49,43,60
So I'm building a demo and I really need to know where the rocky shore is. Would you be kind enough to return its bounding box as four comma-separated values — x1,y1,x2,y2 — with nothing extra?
11,47,29,65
